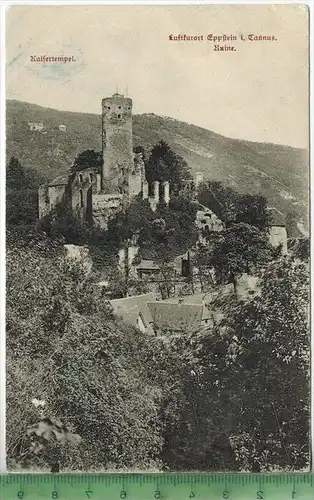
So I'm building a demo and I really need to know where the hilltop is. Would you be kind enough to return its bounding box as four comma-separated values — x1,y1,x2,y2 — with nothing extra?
6,99,309,235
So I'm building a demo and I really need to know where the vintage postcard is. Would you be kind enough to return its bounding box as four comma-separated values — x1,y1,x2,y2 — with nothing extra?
5,3,310,472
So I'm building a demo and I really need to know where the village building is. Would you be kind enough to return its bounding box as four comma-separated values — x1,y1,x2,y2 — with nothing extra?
108,277,261,336
109,293,158,335
136,260,162,280
28,122,44,131
39,91,288,336
38,91,287,251
109,292,213,335
147,297,212,334
195,208,225,233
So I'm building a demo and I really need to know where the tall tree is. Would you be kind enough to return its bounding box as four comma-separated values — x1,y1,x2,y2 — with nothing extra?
235,194,272,230
145,140,191,191
157,255,310,472
207,223,275,292
71,149,103,173
138,199,199,264
198,182,272,231
197,181,240,222
7,156,26,190
6,156,42,226
218,256,310,471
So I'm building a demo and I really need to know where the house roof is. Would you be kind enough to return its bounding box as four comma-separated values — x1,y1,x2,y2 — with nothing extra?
136,260,161,271
161,293,210,306
147,301,204,333
268,207,286,227
153,293,213,326
48,175,69,187
110,293,158,334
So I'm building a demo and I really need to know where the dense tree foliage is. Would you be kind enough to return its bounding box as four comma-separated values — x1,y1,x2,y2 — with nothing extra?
235,194,272,230
137,197,199,263
198,180,239,222
107,195,199,265
6,141,310,473
145,140,191,192
6,230,163,471
197,223,276,292
38,203,119,276
7,209,310,473
6,156,44,226
71,149,102,173
7,155,26,190
218,257,310,471
152,256,310,472
107,197,155,246
288,237,309,262
198,181,272,231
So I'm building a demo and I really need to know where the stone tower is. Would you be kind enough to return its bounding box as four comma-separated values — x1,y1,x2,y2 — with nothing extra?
101,93,133,196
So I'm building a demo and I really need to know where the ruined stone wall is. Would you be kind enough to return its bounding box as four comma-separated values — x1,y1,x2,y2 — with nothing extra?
142,181,149,200
92,193,123,229
71,171,94,222
102,94,134,194
128,152,145,198
48,185,67,211
196,209,224,232
129,172,142,198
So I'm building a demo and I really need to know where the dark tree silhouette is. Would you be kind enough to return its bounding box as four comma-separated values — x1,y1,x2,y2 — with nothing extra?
71,149,103,173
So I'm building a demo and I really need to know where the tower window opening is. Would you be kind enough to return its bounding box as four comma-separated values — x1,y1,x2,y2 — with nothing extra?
118,106,121,109
89,173,93,183
79,189,84,208
107,106,110,110
78,174,83,183
117,114,121,119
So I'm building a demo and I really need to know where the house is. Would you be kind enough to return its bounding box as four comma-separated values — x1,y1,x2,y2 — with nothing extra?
136,252,194,280
147,295,213,333
59,124,67,132
173,251,195,278
136,260,161,279
28,122,44,131
195,208,225,233
147,301,210,333
109,292,213,335
108,287,253,335
109,293,159,335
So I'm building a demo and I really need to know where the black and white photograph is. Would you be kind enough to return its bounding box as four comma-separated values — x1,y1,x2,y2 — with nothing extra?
5,3,310,472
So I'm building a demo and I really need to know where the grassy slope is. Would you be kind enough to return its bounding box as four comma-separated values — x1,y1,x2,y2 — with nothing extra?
6,99,309,233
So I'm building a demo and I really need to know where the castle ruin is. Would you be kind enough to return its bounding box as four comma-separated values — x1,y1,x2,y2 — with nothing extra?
38,93,287,256
38,93,171,228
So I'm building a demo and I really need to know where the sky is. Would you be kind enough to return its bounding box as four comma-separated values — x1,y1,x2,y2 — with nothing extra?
6,4,309,148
